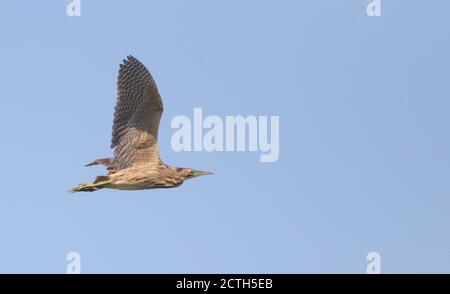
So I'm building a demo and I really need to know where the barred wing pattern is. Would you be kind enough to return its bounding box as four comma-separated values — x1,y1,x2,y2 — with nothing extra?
109,55,163,172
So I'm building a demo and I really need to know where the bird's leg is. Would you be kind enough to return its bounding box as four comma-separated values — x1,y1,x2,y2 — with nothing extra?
68,180,110,193
69,183,97,193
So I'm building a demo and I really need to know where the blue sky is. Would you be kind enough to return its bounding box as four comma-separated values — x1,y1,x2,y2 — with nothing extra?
0,0,449,273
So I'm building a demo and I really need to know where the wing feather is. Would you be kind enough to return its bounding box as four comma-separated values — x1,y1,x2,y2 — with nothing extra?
109,55,163,172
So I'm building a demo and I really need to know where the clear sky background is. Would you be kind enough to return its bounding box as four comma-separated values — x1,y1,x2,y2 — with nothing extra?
0,0,449,273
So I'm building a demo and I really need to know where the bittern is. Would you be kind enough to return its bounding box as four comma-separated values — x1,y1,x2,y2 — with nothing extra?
70,55,212,192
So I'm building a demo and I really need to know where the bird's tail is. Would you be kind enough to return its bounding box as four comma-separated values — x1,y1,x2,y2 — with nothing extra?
85,157,112,167
69,176,111,193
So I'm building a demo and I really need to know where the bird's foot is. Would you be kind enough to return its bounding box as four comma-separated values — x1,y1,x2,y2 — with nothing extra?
68,183,99,193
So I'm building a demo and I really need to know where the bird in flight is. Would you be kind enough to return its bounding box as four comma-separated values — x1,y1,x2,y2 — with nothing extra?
70,55,212,192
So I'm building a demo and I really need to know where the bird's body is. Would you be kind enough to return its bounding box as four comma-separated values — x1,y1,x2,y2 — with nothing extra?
82,165,182,191
70,56,211,193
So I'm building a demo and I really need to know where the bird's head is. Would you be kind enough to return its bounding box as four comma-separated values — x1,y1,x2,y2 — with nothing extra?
187,169,213,179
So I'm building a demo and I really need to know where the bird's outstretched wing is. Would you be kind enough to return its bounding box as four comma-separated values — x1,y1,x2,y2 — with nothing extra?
109,55,163,172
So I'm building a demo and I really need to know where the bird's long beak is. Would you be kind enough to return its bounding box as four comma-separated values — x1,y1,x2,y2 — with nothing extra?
189,170,213,178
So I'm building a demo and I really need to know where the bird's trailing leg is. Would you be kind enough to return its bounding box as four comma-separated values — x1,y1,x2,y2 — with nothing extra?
69,176,112,193
69,183,101,193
